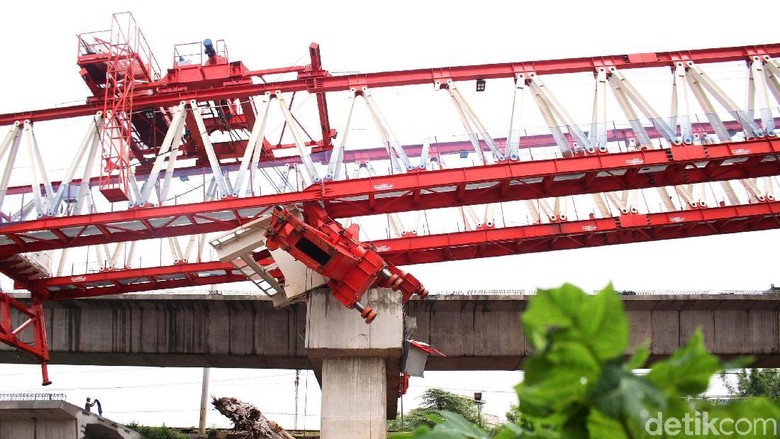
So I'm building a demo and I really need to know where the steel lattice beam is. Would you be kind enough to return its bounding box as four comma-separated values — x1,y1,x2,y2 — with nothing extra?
24,200,780,297
1,43,779,125
0,137,777,256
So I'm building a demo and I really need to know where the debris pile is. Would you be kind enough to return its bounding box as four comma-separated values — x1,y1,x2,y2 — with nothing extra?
212,396,294,439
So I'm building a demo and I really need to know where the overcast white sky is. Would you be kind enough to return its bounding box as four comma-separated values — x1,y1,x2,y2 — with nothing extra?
1,0,779,431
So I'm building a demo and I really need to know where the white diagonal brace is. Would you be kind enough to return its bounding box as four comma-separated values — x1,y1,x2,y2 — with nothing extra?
22,121,46,217
528,74,592,153
138,102,187,206
275,92,320,183
763,57,780,109
48,113,103,216
749,58,776,136
686,72,731,142
0,122,23,212
506,74,527,160
608,68,677,144
720,181,741,206
447,81,504,161
606,68,654,149
672,63,693,144
326,89,356,180
686,62,763,137
362,87,412,171
234,92,272,195
589,68,608,152
190,100,229,198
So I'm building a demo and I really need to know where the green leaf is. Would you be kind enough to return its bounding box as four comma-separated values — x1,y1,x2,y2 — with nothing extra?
627,340,650,369
587,409,629,439
647,328,721,396
588,360,667,425
721,355,754,371
493,423,524,439
409,411,489,439
522,283,628,362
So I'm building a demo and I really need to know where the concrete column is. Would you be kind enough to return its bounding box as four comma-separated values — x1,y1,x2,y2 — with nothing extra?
306,288,403,439
321,357,387,438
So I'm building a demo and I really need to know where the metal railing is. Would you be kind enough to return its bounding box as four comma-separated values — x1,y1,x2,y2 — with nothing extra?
0,393,66,401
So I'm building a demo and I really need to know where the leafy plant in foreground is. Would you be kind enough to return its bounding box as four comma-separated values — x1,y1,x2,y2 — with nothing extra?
393,283,780,438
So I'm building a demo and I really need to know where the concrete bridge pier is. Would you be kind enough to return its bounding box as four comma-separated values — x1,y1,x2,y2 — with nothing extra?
305,288,403,439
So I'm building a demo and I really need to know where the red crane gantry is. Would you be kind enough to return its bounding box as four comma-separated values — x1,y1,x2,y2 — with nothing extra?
0,12,779,384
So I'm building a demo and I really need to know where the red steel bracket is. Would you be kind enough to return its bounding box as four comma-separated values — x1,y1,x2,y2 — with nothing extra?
0,292,51,385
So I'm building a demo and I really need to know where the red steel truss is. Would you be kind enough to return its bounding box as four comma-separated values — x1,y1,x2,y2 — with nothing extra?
0,137,776,258
2,43,779,125
23,200,779,299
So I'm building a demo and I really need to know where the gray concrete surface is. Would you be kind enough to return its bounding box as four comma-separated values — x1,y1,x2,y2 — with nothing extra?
0,399,141,439
3,293,780,369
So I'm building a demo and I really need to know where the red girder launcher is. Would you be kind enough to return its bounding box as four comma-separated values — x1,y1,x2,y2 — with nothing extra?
264,203,428,323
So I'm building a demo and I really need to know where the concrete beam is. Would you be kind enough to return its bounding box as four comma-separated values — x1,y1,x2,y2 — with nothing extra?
2,293,780,383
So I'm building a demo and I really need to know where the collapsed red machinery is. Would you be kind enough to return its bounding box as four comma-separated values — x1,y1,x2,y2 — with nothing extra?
0,13,429,385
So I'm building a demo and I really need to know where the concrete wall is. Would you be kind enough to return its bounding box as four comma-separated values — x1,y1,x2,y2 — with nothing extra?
0,294,308,369
410,294,780,369
0,400,141,439
2,293,779,369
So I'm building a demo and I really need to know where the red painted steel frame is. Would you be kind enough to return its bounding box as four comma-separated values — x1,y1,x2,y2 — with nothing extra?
0,292,51,385
1,43,778,125
25,200,780,297
0,137,777,256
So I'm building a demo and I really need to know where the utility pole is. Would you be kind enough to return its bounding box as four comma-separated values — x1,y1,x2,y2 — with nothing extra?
294,369,300,430
198,367,211,436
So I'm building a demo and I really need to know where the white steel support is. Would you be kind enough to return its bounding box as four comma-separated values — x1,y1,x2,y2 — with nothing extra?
233,93,272,196
553,196,568,221
763,57,780,109
589,68,609,152
125,241,137,268
137,102,187,206
657,187,677,212
506,74,527,160
675,184,706,208
190,100,229,198
158,132,181,204
592,193,611,218
686,71,731,142
720,181,741,206
445,86,486,165
528,74,592,154
740,178,767,203
326,89,357,180
48,113,103,216
445,81,505,162
671,63,693,144
389,214,405,238
22,121,54,218
484,204,495,228
748,58,777,136
607,68,677,144
460,206,481,231
685,62,763,137
418,138,432,170
0,122,23,213
525,200,542,224
361,87,413,172
275,91,321,184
